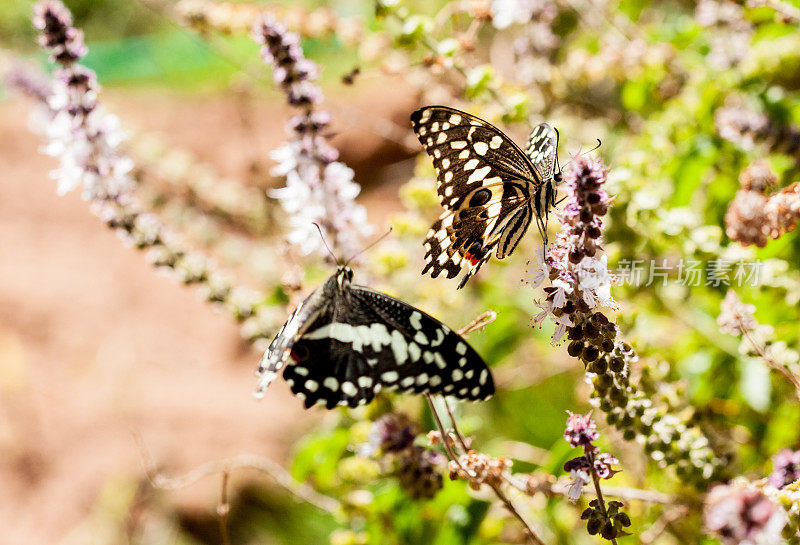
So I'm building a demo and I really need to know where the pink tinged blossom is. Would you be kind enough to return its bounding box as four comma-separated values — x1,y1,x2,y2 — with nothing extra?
704,484,787,545
564,411,599,449
769,449,800,489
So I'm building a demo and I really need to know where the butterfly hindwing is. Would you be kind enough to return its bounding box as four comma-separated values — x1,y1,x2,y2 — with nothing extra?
262,269,495,409
411,106,547,287
349,286,494,400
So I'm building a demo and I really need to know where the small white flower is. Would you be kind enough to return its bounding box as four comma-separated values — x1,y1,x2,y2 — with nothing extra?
551,314,573,345
567,468,590,502
551,277,573,308
491,0,540,28
525,246,551,288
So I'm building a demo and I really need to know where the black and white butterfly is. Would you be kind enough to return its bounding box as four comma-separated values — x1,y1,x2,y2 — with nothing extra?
256,266,494,409
410,106,562,289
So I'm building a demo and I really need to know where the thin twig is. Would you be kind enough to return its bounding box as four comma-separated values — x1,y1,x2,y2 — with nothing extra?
143,453,341,514
750,0,800,22
425,394,466,473
741,326,800,399
218,470,232,545
488,481,545,545
442,396,471,453
639,505,690,545
518,474,679,505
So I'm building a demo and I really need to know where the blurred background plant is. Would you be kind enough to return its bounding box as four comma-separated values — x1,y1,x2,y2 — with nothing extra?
2,0,800,544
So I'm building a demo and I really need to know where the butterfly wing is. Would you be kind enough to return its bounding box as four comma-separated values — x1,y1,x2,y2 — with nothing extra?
255,286,330,396
527,123,558,183
526,123,560,245
410,106,542,286
283,284,494,408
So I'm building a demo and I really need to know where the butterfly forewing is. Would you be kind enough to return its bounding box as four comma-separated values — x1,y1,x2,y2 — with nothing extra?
410,106,540,206
255,288,327,395
257,268,494,409
411,106,549,287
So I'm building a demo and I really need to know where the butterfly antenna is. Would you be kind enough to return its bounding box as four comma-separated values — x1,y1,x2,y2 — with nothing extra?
312,222,340,265
345,226,394,266
560,139,602,172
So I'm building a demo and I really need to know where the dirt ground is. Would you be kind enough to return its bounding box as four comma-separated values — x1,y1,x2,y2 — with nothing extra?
0,85,414,545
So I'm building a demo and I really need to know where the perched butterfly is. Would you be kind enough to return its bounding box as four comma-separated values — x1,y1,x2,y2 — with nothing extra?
256,266,495,409
410,106,562,289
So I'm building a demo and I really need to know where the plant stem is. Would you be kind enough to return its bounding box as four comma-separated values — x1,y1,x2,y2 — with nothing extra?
425,395,547,545
589,454,619,545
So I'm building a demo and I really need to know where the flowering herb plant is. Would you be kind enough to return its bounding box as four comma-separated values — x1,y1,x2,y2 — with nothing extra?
4,0,800,544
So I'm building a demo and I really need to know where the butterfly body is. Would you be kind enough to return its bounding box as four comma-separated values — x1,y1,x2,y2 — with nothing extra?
411,106,561,288
257,266,494,409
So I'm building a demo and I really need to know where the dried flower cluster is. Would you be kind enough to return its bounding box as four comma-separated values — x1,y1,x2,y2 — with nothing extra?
253,16,371,259
725,161,800,247
716,103,800,161
449,450,512,491
128,136,271,235
366,413,444,499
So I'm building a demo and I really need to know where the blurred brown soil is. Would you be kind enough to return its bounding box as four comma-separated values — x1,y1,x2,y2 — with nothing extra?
0,83,415,545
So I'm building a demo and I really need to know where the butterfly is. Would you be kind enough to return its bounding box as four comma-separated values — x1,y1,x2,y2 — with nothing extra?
256,266,495,409
410,106,562,289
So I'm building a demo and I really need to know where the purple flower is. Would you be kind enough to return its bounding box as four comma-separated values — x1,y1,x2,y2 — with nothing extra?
366,413,418,454
32,0,134,202
254,14,371,259
33,0,87,64
564,411,600,449
769,449,800,489
530,157,617,344
704,484,786,545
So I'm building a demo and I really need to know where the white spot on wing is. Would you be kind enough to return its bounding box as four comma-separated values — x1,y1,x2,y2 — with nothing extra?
468,166,491,184
342,381,357,396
